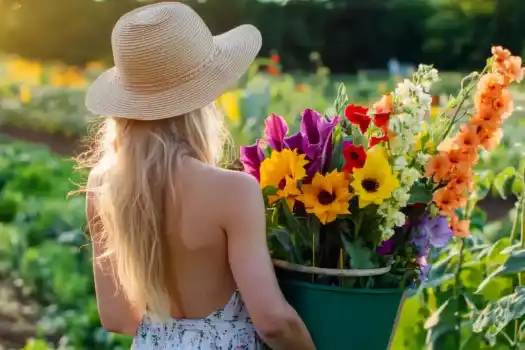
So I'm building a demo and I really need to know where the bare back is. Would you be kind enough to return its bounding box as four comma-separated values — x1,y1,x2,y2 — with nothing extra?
163,157,238,319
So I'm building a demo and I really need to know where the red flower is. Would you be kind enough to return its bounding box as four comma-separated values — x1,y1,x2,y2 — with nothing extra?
342,144,367,173
271,54,280,63
373,112,391,133
370,134,389,147
345,105,371,133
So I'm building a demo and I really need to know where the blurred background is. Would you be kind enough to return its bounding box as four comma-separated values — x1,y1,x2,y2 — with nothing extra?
1,0,525,349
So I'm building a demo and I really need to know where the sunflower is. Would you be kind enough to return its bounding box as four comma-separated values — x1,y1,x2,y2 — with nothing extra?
351,146,400,208
298,170,352,224
260,148,309,209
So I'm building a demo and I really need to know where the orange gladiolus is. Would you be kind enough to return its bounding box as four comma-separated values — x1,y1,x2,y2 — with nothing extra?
433,188,460,215
427,46,524,216
450,215,470,238
425,154,451,182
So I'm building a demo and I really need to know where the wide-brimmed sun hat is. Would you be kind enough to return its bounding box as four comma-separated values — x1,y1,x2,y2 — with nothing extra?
86,2,262,120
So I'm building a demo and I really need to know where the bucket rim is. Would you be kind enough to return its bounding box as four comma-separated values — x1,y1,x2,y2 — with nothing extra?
279,278,407,295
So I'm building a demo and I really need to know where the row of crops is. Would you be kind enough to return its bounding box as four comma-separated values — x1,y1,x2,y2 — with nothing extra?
1,56,525,349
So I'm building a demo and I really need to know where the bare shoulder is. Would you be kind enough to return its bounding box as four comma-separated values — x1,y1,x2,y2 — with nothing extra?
202,166,264,219
212,167,262,201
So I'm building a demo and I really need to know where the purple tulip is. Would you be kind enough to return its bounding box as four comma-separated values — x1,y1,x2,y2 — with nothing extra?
264,114,288,151
240,140,266,181
283,132,303,151
299,109,339,176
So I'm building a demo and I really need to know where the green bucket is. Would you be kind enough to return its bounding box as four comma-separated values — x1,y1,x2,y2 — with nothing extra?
278,277,405,350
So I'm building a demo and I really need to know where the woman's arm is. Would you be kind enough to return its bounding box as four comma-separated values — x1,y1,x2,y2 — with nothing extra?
222,171,316,350
86,173,143,335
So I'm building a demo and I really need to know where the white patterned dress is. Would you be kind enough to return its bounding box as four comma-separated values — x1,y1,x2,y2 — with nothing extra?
132,291,267,349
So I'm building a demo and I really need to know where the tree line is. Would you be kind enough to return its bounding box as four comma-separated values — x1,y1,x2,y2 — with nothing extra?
0,0,523,73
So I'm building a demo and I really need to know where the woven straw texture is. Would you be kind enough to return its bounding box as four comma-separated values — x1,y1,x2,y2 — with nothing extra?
86,2,262,120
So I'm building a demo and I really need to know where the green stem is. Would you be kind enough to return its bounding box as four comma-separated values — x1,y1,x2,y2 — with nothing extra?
438,66,489,144
454,238,466,346
509,201,521,244
513,169,525,344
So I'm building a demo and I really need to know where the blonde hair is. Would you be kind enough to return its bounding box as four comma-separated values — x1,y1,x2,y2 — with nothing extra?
77,103,230,320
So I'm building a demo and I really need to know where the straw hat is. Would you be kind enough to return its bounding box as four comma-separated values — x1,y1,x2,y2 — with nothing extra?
86,2,262,120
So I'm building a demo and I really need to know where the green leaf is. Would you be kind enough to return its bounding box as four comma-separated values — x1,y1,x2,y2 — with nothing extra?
472,170,493,201
473,286,525,346
484,238,512,267
493,167,515,199
262,185,278,197
329,124,344,172
340,235,375,269
269,227,303,264
512,175,524,196
280,200,306,238
408,181,433,205
424,299,460,349
476,249,525,293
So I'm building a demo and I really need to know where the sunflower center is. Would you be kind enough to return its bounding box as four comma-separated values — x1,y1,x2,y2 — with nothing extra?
278,178,287,190
362,178,379,192
318,190,336,205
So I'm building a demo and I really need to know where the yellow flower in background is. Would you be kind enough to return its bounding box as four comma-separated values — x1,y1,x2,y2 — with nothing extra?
6,58,43,86
19,85,31,103
49,67,87,88
298,170,352,224
352,146,400,208
260,149,309,209
217,90,242,121
86,61,105,71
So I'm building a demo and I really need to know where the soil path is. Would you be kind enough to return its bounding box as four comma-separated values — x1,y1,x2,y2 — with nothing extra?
0,280,39,350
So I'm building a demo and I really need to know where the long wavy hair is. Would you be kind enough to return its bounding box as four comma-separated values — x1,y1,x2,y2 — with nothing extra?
77,103,230,319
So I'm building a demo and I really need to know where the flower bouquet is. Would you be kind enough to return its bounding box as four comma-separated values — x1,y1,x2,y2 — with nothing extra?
240,46,524,349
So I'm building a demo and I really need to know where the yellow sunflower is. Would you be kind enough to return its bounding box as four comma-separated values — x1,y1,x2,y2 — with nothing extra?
351,146,400,208
260,149,309,209
298,170,352,224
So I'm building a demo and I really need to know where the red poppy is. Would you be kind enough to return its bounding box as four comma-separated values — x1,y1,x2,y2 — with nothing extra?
342,144,367,173
370,134,389,147
373,112,391,133
345,104,371,133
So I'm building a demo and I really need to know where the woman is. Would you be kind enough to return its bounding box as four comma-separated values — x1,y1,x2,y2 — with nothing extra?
81,2,315,350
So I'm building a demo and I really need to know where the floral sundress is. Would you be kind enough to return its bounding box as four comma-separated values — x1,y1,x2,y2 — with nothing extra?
132,291,267,349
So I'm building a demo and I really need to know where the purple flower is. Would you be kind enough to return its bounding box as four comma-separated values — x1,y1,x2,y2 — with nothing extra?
418,255,430,281
413,214,454,257
283,132,303,151
240,140,266,181
264,114,289,151
376,237,395,255
299,109,339,175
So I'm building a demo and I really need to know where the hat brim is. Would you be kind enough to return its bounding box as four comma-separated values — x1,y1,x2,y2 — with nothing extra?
85,24,262,120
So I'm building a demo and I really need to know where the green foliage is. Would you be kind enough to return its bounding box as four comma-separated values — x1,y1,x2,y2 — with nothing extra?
0,142,133,350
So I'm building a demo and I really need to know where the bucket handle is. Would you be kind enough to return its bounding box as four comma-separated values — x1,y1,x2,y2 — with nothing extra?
273,259,391,277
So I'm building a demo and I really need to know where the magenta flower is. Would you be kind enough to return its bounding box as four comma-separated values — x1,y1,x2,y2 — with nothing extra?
239,140,266,181
299,109,339,176
264,113,288,151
